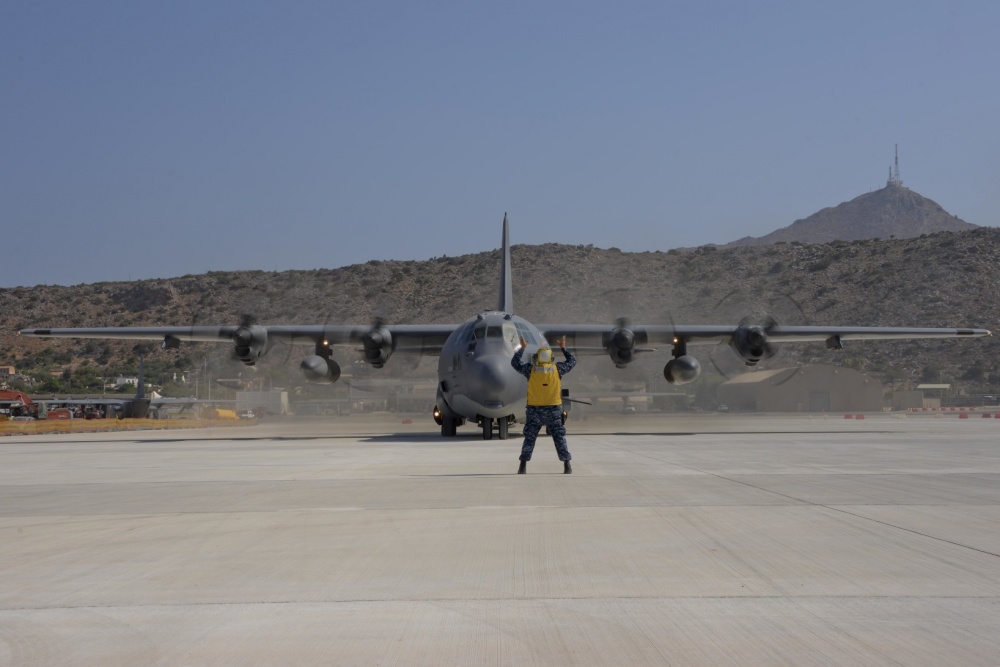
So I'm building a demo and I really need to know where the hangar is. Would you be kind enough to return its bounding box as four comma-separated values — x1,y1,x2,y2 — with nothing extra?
717,364,883,413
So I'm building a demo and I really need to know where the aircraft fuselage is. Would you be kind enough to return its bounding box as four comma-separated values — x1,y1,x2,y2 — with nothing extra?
435,310,549,435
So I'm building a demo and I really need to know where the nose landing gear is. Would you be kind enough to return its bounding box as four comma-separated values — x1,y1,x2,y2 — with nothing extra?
480,416,512,440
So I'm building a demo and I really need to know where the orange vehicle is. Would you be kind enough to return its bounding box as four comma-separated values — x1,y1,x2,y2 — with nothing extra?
0,390,37,419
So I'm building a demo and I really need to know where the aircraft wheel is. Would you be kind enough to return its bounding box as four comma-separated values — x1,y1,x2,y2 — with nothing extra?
482,417,493,440
498,418,509,440
442,417,457,437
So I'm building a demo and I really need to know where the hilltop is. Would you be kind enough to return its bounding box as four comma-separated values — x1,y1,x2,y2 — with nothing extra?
2,227,998,394
727,183,977,247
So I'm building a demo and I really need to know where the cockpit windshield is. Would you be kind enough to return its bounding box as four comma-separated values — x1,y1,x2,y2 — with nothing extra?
469,321,518,345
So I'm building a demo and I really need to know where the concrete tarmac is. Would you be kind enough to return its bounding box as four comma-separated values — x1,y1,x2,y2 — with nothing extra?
1,413,999,665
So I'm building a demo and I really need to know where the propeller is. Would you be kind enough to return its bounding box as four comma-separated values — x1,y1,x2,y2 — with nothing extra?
231,313,256,348
607,316,637,367
706,289,808,387
231,313,268,366
367,313,431,376
731,313,779,365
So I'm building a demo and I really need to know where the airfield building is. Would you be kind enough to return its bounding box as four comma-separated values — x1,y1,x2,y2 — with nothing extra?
717,364,882,413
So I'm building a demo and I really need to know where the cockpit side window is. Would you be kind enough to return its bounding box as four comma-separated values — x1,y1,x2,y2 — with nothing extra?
473,324,486,340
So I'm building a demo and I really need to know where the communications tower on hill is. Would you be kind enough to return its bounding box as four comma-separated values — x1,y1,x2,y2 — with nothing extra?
887,144,903,187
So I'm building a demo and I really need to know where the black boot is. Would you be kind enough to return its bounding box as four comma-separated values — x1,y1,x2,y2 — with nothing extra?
563,460,572,474
518,460,527,474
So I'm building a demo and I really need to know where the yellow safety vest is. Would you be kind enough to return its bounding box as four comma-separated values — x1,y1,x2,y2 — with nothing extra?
527,362,562,406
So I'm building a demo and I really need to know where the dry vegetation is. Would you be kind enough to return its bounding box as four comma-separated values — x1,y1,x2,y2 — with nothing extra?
2,227,998,394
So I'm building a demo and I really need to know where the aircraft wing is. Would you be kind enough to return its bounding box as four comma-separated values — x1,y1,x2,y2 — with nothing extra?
696,325,992,344
267,324,458,354
21,323,989,353
18,324,458,351
537,324,991,353
35,397,132,405
18,324,459,354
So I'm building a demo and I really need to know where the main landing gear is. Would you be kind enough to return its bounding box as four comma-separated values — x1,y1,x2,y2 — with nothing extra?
434,405,463,437
442,416,460,437
434,406,512,440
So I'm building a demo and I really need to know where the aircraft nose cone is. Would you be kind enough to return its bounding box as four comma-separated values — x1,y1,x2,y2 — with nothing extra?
475,356,508,398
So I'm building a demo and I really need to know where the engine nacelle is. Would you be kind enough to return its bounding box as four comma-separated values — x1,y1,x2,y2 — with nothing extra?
664,355,701,385
300,355,341,384
606,326,636,368
232,325,268,365
731,325,769,366
362,326,393,368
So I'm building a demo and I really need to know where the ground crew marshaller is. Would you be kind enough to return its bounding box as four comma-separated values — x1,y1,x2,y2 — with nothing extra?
511,335,577,474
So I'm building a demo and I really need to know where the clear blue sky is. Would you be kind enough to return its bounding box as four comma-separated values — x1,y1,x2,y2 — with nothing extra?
3,1,998,287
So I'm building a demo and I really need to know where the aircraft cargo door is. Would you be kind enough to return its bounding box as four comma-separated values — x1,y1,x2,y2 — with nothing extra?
809,390,830,412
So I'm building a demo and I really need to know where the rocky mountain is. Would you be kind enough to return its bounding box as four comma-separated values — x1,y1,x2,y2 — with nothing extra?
2,228,998,394
727,183,978,247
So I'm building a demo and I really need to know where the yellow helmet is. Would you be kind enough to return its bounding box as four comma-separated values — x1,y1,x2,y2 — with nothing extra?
534,347,553,364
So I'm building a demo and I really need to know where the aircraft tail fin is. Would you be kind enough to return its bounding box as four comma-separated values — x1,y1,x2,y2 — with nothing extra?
498,213,513,313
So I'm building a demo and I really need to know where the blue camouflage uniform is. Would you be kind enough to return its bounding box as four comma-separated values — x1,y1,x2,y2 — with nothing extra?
511,346,577,462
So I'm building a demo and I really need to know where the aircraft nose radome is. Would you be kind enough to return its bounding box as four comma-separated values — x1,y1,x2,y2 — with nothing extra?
475,356,509,397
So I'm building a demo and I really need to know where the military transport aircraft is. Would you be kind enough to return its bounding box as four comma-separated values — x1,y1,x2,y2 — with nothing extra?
19,215,991,439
